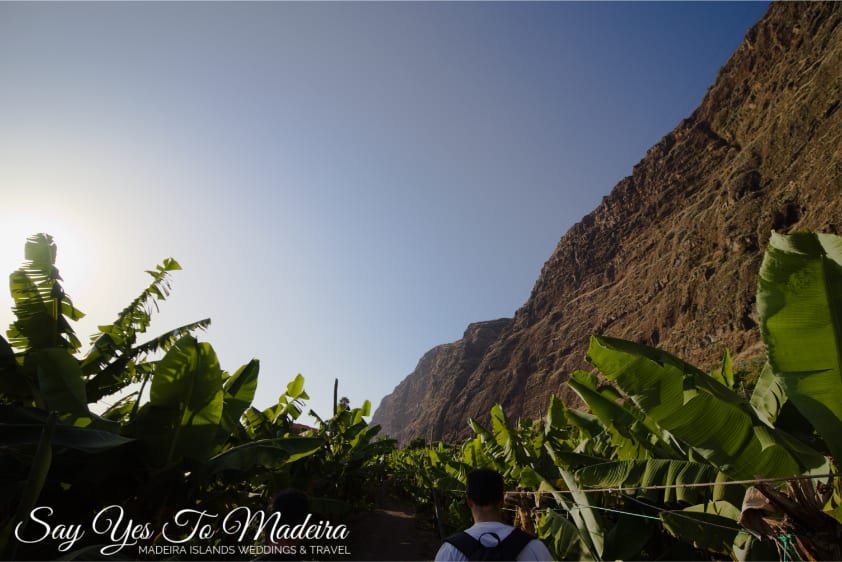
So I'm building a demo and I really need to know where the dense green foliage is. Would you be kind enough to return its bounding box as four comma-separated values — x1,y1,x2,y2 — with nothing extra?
387,231,842,561
3,230,842,561
0,234,394,560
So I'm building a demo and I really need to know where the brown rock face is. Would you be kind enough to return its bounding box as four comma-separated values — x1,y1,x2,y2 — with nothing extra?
372,318,512,445
373,2,842,443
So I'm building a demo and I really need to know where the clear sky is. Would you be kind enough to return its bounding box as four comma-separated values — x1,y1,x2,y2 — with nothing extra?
0,1,770,421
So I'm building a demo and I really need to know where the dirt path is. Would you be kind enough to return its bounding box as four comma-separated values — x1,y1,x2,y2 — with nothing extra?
346,480,440,561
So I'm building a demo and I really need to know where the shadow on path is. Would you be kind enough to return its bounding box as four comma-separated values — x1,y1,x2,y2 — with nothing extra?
346,480,440,561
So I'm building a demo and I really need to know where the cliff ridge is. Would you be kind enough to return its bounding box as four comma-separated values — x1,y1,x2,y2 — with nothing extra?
373,2,842,443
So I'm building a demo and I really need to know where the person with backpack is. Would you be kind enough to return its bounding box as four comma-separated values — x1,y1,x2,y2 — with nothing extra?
435,468,554,561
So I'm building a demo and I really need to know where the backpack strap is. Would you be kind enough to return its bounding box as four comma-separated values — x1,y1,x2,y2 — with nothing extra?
444,528,535,560
496,528,535,560
445,531,483,559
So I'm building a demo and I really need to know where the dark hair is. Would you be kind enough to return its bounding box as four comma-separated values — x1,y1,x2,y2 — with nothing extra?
270,489,310,525
466,468,504,507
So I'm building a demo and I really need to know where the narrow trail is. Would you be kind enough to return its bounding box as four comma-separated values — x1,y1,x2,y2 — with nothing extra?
346,480,440,561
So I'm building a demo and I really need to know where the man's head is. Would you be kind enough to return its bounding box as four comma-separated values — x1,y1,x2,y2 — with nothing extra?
270,488,310,525
466,468,505,508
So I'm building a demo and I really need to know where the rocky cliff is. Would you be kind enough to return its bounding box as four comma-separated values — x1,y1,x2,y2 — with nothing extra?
372,318,512,444
372,2,842,444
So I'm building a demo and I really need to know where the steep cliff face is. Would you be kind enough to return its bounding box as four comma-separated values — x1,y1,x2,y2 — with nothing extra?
371,319,512,444
373,2,842,443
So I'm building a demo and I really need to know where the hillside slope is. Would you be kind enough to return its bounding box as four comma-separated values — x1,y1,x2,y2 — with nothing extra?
373,2,842,443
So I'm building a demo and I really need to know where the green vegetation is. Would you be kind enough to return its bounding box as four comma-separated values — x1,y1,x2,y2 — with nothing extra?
386,231,842,561
2,231,841,561
0,234,394,560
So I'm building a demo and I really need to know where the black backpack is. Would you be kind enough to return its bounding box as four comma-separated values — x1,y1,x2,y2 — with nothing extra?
444,528,535,561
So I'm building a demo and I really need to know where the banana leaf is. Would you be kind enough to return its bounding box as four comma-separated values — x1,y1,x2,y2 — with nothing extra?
660,504,742,556
537,509,594,561
205,437,322,474
135,335,224,465
568,370,681,461
586,336,828,479
749,363,787,427
27,348,88,417
0,422,133,453
219,359,259,435
575,459,721,505
757,231,842,461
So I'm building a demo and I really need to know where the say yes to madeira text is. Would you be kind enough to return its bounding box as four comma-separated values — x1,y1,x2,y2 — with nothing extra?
15,504,349,555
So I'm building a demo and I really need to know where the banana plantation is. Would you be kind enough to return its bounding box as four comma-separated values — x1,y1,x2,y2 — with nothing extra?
389,232,842,561
2,231,841,560
0,234,393,560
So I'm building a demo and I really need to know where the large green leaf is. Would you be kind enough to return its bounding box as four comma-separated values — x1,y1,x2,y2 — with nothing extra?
205,437,322,474
537,509,594,561
489,404,530,467
710,348,736,390
560,402,604,441
757,231,842,461
575,459,721,505
220,359,259,435
27,348,88,417
136,335,224,464
81,256,210,402
84,258,182,357
356,399,371,419
149,336,223,425
749,363,787,426
601,509,657,561
260,375,310,427
0,422,134,453
286,373,306,398
546,394,567,429
558,469,605,560
586,336,827,479
567,370,680,461
732,531,782,561
660,505,741,555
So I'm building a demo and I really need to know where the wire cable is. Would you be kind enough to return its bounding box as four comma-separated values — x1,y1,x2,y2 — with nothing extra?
448,471,840,497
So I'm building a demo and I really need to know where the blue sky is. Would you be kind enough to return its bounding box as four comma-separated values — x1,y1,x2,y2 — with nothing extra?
0,1,769,421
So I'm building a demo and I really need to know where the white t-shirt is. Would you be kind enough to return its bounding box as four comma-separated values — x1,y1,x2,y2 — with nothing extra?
434,521,554,561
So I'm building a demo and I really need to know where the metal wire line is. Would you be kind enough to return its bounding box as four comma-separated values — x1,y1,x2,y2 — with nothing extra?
446,471,840,497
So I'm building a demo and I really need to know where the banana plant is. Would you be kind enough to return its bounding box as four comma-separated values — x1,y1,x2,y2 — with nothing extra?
6,234,84,355
304,400,396,498
4,234,88,417
566,370,684,461
81,258,210,404
585,336,829,481
386,232,842,561
2,234,211,418
0,234,328,558
243,373,310,439
130,335,225,466
757,232,842,462
468,404,607,561
573,231,842,558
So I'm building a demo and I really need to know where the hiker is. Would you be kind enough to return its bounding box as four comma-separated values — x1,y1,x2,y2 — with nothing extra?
253,488,311,561
435,468,554,561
